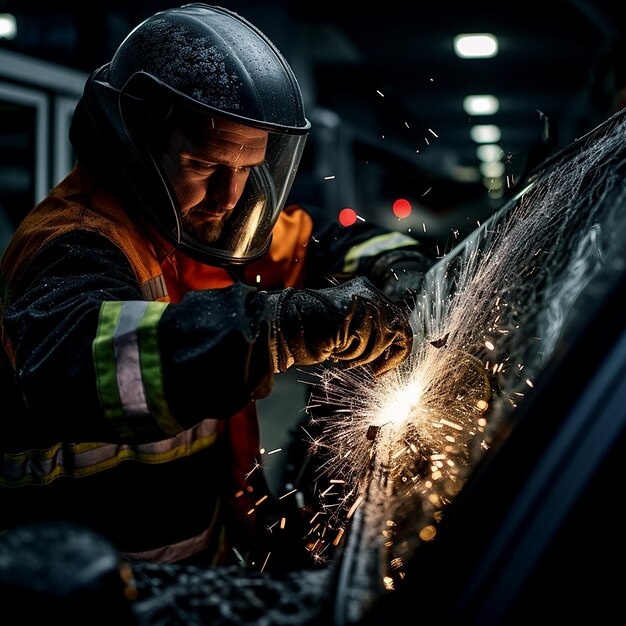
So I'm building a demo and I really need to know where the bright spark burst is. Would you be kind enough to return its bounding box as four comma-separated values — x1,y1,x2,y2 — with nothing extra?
295,110,626,587
299,343,492,569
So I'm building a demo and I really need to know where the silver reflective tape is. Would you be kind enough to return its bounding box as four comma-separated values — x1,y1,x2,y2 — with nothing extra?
2,419,220,485
114,301,150,418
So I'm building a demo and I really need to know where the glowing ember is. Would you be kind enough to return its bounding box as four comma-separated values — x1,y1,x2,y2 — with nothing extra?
418,525,437,541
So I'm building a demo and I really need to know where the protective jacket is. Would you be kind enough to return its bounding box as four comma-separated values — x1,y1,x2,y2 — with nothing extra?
0,163,424,566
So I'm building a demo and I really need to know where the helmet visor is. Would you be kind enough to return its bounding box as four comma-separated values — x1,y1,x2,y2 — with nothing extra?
180,130,306,264
114,71,309,266
147,120,307,265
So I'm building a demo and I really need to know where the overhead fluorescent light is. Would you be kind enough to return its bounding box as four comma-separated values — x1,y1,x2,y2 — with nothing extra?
480,161,505,177
476,144,503,162
470,124,501,143
454,34,499,58
0,13,17,40
463,94,499,115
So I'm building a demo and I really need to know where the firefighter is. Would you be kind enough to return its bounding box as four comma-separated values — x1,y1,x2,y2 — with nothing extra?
0,4,433,571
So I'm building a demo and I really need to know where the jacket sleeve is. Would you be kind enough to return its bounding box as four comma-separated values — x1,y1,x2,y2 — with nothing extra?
3,230,274,446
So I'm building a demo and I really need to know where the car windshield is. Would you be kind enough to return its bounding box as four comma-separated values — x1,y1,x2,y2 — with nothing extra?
302,105,626,612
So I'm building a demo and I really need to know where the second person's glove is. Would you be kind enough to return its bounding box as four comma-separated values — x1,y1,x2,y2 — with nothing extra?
268,276,413,377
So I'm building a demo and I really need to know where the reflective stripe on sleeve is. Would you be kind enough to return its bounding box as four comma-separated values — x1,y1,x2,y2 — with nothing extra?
0,418,219,487
341,232,418,274
139,302,177,434
93,300,181,438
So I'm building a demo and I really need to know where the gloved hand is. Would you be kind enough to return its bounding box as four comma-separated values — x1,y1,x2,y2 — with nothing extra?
268,276,413,377
366,249,434,306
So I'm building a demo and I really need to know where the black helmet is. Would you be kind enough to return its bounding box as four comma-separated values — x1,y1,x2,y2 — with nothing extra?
70,3,310,266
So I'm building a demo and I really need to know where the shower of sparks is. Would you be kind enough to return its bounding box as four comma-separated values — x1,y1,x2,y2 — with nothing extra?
299,346,492,568
292,111,626,589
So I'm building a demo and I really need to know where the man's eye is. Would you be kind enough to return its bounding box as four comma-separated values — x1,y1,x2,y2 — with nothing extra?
186,161,254,175
190,161,217,171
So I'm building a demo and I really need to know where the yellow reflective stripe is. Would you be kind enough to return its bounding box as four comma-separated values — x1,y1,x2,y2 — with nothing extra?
0,419,219,487
138,301,180,436
93,300,180,439
342,232,418,273
93,301,130,436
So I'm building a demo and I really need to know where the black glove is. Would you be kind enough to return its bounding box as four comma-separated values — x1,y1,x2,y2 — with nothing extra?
366,248,434,306
268,276,413,377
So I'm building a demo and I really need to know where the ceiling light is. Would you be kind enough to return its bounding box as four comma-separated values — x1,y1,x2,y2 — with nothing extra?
463,94,499,115
476,144,503,162
480,161,505,177
454,34,498,58
0,13,17,39
470,124,501,143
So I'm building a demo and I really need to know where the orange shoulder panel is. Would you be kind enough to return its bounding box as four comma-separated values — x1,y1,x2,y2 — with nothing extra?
244,204,313,289
1,165,168,302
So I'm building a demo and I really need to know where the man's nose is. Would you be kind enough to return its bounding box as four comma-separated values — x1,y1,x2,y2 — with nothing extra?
212,168,240,210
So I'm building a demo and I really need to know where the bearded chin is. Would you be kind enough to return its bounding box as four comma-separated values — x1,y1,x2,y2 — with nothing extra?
183,215,226,244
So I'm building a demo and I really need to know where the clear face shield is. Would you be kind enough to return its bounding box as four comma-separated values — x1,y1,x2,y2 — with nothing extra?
172,129,308,264
115,72,309,266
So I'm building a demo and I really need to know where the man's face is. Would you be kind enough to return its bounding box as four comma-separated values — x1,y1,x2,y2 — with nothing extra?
160,116,269,243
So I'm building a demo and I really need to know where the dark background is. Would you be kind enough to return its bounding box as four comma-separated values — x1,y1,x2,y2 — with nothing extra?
2,6,626,621
1,0,624,248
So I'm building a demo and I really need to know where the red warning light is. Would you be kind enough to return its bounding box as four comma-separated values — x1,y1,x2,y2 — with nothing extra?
338,207,358,227
392,198,412,219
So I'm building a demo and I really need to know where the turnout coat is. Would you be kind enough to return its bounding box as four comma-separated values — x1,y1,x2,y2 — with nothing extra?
0,163,420,565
